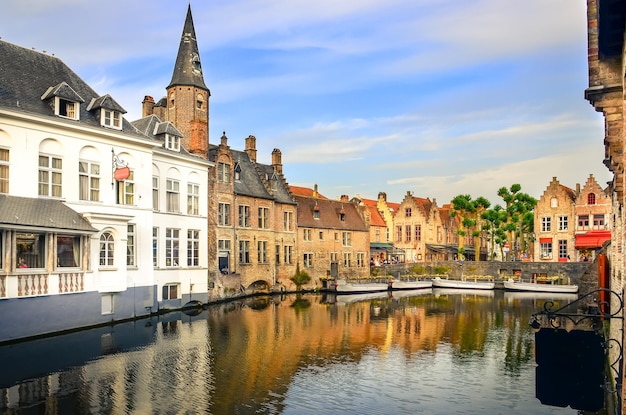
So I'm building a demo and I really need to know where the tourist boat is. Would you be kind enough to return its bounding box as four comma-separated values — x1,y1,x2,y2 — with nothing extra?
333,279,389,293
431,276,495,290
388,278,432,291
503,278,578,294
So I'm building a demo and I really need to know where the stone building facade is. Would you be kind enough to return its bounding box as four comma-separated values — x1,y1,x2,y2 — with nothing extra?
292,187,370,282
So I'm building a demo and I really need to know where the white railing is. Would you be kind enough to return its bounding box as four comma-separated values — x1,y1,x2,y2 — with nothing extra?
1,272,85,298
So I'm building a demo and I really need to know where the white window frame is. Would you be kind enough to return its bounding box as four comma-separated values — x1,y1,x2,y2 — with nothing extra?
166,179,180,213
162,283,180,300
303,253,313,268
165,228,180,267
165,133,180,151
258,207,269,229
258,240,268,264
0,148,9,194
342,231,352,247
38,154,62,197
152,176,159,211
99,232,114,267
127,224,136,267
101,108,122,130
79,160,100,201
187,229,199,267
187,183,199,215
239,240,251,264
55,97,79,120
239,205,250,227
218,203,231,226
541,217,551,232
153,227,158,267
117,170,134,205
558,215,568,232
343,252,351,267
217,162,230,183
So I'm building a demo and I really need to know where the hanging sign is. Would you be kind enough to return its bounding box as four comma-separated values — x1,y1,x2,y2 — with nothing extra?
112,149,130,182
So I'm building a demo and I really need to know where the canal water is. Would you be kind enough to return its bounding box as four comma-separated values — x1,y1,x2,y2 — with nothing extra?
0,289,592,414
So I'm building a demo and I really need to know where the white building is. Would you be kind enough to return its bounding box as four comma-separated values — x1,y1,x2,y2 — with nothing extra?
0,16,210,342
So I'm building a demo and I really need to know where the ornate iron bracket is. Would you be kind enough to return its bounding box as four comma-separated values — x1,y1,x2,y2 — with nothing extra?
529,288,623,330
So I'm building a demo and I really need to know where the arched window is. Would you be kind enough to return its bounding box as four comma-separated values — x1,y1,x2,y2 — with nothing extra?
99,232,114,266
587,193,596,205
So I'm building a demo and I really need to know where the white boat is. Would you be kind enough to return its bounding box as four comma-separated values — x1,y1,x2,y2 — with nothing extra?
432,288,495,298
431,276,495,290
389,279,432,291
333,280,389,293
503,278,578,294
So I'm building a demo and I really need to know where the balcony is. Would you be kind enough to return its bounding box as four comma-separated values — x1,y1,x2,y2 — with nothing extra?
0,272,85,299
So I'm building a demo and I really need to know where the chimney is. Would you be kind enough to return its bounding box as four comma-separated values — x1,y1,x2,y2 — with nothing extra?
272,148,283,174
245,135,257,163
313,184,319,198
220,131,229,147
142,95,155,117
576,183,581,194
340,194,349,202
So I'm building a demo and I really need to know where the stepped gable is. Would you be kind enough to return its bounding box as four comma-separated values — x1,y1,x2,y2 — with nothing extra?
0,40,145,139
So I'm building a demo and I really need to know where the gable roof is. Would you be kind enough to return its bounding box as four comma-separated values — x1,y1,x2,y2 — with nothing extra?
0,195,97,233
359,198,387,227
294,194,368,231
289,185,328,199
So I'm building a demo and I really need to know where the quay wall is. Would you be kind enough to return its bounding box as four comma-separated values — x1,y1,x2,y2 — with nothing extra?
374,261,599,293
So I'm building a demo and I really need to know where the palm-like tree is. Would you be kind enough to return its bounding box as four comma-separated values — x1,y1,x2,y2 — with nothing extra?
497,184,537,260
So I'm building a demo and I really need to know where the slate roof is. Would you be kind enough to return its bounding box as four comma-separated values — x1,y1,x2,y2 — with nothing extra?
0,195,97,233
0,40,147,140
167,5,209,92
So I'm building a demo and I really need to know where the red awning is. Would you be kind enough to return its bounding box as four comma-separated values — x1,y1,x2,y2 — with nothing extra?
575,231,611,249
539,238,552,243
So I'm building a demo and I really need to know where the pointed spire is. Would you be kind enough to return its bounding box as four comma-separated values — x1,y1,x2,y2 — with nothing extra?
168,4,209,91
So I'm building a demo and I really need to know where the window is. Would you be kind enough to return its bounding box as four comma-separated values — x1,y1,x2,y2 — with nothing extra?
550,197,558,208
218,239,231,251
319,231,324,240
303,229,312,241
405,225,411,242
79,161,100,201
116,170,134,205
38,155,62,197
558,240,567,260
165,228,179,267
375,228,380,242
57,98,78,120
239,240,250,264
334,232,339,242
166,179,180,213
330,252,339,264
541,217,551,232
234,163,241,181
313,208,320,220
558,216,568,231
415,225,422,241
165,134,180,151
162,283,180,300
357,252,365,267
258,207,269,229
99,232,114,266
16,232,45,269
0,148,9,194
578,215,589,230
593,214,605,229
127,224,136,266
303,253,313,267
396,226,402,242
238,205,250,227
284,211,293,231
217,162,230,183
275,244,280,265
152,176,159,211
187,230,199,266
342,231,352,247
284,245,293,265
258,240,268,264
343,252,351,267
101,109,122,129
187,183,199,215
386,228,390,242
153,227,158,267
540,241,552,259
588,193,596,205
405,208,412,217
218,203,231,226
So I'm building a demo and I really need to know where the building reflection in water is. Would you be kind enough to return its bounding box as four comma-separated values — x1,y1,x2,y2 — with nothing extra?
0,290,576,414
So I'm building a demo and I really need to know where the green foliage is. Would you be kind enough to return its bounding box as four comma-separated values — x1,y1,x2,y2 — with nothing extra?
412,265,426,275
290,264,311,289
433,265,450,275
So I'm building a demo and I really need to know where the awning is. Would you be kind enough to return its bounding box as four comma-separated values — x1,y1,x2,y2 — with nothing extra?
370,242,394,250
539,238,552,243
575,231,611,249
426,244,459,254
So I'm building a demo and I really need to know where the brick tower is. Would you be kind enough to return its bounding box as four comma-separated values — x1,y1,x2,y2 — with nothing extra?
166,5,210,158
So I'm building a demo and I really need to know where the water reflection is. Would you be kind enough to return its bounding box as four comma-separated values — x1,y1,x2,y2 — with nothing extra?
0,291,581,414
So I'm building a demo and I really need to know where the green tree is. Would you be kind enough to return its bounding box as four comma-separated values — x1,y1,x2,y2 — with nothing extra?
451,194,474,260
497,184,537,260
290,264,311,291
482,205,507,260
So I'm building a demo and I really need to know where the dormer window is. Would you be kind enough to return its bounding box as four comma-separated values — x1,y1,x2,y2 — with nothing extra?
102,109,122,129
57,98,78,119
165,133,180,151
234,163,241,181
41,82,84,121
339,206,346,221
313,204,320,220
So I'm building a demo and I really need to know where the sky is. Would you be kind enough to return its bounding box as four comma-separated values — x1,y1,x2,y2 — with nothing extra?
0,0,611,206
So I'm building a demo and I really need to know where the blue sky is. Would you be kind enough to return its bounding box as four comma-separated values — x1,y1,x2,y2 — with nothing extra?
0,0,610,206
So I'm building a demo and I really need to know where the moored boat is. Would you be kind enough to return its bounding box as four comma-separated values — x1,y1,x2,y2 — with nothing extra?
388,279,432,291
431,276,495,290
503,278,578,294
333,279,389,293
